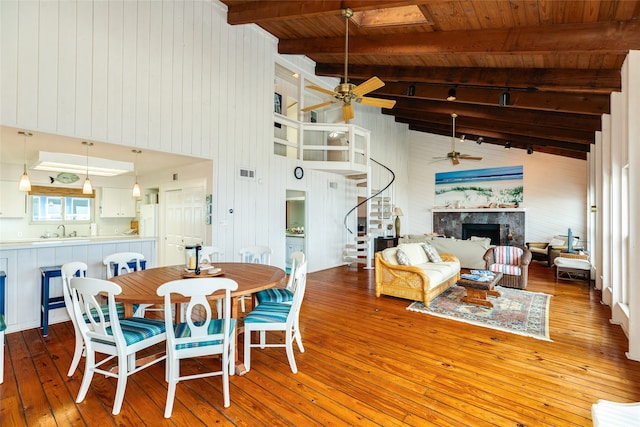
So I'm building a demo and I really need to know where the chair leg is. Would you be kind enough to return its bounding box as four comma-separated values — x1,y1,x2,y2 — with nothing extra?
229,330,235,376
111,353,129,415
259,330,266,348
76,349,96,404
243,327,252,372
294,318,304,353
285,328,298,374
67,330,84,376
0,330,4,384
222,351,230,408
164,359,178,418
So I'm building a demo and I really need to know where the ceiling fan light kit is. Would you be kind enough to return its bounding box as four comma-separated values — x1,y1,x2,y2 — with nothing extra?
301,8,396,122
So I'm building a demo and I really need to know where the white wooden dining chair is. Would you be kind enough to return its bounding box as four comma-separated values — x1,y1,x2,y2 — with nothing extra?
199,246,223,264
70,277,166,415
255,251,305,305
244,260,307,374
103,252,151,316
157,277,238,417
237,245,272,311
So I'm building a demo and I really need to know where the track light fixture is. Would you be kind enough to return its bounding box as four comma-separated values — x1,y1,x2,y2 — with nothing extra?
407,83,415,96
505,141,511,150
446,87,457,101
476,137,483,145
499,89,510,107
527,146,534,155
459,134,465,143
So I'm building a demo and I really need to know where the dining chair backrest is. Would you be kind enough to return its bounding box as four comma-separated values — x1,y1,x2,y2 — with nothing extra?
287,251,306,292
238,246,271,265
200,246,223,263
70,277,123,343
288,260,308,320
103,252,145,279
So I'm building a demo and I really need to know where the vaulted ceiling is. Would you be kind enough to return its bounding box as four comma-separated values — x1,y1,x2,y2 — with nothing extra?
220,0,640,160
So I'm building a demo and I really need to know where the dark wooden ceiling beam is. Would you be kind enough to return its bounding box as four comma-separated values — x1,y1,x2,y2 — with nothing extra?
404,121,590,158
387,98,601,132
391,110,594,145
279,20,640,55
372,82,610,115
315,63,620,93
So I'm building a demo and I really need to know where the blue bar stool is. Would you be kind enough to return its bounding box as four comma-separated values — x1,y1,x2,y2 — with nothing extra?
111,260,147,277
0,270,6,316
40,265,64,336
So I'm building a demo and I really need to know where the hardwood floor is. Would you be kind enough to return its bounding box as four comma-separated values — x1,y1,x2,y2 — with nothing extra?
2,262,640,426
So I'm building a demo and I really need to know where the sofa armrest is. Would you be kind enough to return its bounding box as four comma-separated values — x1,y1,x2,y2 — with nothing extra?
375,252,430,299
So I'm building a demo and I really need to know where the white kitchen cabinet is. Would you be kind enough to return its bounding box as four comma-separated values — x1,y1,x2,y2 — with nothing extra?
0,181,27,218
100,187,136,218
286,235,305,270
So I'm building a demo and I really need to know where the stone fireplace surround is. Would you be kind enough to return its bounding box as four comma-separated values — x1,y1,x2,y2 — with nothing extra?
432,208,526,246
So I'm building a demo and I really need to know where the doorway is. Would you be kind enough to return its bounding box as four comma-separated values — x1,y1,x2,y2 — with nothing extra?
285,190,306,273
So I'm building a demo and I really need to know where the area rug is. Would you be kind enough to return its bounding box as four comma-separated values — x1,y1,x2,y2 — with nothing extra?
407,285,552,341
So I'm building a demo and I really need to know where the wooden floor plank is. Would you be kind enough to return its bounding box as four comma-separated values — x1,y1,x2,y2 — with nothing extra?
2,262,640,425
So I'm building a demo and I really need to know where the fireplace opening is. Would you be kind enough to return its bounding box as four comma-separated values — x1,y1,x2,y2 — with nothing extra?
462,223,501,245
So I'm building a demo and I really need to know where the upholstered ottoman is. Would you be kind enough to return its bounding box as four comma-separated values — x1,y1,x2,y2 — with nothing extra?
555,254,591,284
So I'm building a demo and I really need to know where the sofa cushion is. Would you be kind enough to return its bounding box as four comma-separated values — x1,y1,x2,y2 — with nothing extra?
422,243,443,263
397,243,429,265
548,237,566,247
416,261,460,290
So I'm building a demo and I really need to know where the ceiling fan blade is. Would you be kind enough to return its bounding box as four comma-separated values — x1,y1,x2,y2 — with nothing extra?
301,100,335,112
342,104,354,122
357,96,396,109
352,76,385,97
306,85,338,96
459,155,483,160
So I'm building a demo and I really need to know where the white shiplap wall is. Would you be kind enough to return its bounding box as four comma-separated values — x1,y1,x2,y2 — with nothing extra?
407,131,588,243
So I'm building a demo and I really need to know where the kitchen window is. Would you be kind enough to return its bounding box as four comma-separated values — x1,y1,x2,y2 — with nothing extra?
31,195,92,222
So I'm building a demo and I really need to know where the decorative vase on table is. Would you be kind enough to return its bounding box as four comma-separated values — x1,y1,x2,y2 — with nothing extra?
394,207,403,238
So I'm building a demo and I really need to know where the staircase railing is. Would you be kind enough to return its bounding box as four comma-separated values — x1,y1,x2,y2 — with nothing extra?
343,158,396,269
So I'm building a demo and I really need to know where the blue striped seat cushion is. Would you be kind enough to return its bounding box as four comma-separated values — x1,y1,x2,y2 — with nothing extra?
489,264,522,276
244,302,291,324
172,319,236,350
93,317,166,346
0,314,5,332
255,288,293,304
84,303,140,323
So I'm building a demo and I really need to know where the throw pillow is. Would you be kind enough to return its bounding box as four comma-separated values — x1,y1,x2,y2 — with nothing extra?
422,243,443,263
397,243,429,265
396,249,411,265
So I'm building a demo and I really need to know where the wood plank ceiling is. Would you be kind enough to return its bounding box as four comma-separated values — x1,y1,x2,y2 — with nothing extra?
220,0,640,160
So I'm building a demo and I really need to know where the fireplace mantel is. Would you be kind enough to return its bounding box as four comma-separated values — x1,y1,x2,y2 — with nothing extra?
431,208,526,213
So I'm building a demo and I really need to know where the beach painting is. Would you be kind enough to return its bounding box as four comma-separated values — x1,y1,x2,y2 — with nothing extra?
434,166,523,208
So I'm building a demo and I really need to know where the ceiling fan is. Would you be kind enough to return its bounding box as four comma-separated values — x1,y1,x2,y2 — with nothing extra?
301,8,396,122
433,113,483,165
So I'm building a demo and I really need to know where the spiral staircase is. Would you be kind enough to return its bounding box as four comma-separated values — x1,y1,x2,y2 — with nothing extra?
343,158,396,269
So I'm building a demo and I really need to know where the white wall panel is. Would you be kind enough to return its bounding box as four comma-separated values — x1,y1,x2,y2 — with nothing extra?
16,0,39,127
121,0,138,144
74,0,93,137
0,1,18,124
135,0,151,147
38,0,59,131
57,0,77,135
91,0,109,140
107,0,124,143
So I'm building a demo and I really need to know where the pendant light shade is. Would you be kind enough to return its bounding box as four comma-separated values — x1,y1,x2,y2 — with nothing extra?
132,149,142,198
82,141,94,194
18,131,32,191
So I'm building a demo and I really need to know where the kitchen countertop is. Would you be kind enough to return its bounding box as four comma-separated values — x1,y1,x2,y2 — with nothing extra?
0,235,156,249
285,233,305,238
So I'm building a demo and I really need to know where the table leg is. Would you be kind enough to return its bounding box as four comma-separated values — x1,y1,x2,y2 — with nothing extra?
230,295,249,376
461,287,501,308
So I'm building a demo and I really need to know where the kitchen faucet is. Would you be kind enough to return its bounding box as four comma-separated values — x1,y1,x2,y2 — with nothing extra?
57,224,66,237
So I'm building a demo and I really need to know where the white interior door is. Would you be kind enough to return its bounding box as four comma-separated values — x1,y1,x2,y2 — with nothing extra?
159,179,206,266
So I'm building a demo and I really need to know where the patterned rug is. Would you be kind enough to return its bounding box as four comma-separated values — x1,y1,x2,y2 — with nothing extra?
407,285,552,341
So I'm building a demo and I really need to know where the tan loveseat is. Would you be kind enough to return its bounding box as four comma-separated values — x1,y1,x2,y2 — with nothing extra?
375,243,461,307
399,234,492,269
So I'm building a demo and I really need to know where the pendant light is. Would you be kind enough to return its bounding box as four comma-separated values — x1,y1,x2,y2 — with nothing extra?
18,131,32,191
132,149,142,198
82,141,94,194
